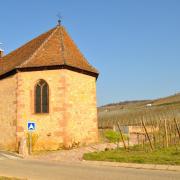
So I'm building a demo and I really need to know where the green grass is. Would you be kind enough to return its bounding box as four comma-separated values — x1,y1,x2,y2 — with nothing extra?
83,146,180,165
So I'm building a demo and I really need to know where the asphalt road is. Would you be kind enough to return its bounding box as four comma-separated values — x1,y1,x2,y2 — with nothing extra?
0,153,180,180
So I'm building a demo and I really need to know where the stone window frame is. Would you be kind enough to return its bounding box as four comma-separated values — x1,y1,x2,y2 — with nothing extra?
34,79,49,114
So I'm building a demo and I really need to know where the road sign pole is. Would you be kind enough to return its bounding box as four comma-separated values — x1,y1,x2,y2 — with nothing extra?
29,132,32,155
27,122,36,155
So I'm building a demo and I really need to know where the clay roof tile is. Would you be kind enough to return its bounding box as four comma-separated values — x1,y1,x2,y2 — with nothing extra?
0,25,99,78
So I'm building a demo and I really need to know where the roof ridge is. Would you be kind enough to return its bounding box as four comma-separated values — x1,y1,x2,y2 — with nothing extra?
18,27,58,68
58,26,66,65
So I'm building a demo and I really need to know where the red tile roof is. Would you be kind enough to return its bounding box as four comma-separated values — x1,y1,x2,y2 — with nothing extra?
0,25,99,78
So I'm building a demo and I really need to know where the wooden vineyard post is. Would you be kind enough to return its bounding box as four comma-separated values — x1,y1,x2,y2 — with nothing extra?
137,133,140,145
174,118,180,140
128,137,130,148
142,136,145,149
157,116,161,148
164,118,169,148
149,114,156,147
141,118,154,151
140,121,145,150
117,122,127,150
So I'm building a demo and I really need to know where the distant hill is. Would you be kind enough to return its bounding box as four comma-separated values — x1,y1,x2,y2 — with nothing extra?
152,93,180,106
99,93,180,111
98,93,180,128
99,100,151,112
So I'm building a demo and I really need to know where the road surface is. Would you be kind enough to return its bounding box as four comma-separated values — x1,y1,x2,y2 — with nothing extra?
0,152,179,180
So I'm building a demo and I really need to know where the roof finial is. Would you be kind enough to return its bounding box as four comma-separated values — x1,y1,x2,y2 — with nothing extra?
57,12,62,26
58,19,61,26
0,43,4,58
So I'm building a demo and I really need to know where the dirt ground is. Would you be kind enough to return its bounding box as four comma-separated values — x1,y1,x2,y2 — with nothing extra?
27,143,118,162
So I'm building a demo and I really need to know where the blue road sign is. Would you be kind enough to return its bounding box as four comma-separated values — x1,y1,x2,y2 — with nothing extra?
28,122,36,131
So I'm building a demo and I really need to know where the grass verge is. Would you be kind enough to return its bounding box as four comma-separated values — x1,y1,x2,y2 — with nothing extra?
83,145,180,165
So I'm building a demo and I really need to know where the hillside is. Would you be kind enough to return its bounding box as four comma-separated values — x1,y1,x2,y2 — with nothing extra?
98,93,180,128
152,93,180,106
99,93,180,111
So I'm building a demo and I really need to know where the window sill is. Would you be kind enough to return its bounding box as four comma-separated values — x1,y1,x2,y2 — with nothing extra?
33,113,49,115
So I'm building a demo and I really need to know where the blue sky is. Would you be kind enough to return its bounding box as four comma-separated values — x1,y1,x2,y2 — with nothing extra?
0,0,180,106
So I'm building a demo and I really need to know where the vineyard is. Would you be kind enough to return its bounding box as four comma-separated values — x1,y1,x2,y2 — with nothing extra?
98,102,180,150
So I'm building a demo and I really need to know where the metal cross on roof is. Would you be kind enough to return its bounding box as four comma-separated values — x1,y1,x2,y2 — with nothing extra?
57,13,62,26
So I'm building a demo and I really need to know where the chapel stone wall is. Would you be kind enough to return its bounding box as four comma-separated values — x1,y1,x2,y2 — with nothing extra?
16,69,98,151
0,75,17,151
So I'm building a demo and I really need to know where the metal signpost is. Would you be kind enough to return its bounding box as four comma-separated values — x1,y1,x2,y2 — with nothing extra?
27,122,36,155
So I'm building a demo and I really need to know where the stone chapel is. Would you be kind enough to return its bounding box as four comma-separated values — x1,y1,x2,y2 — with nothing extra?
0,23,99,151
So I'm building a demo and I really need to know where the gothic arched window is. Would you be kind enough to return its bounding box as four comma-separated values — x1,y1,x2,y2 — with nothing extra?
35,79,49,113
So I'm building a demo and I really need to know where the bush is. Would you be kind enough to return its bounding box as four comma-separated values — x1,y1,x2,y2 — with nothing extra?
104,130,120,143
104,130,128,148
